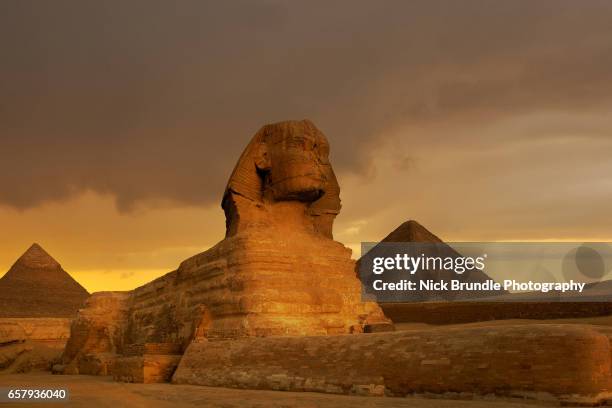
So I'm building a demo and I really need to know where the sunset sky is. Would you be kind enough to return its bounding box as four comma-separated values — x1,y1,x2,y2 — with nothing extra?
1,1,611,292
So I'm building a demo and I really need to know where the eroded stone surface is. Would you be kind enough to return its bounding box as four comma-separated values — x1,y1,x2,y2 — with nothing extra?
114,355,182,383
222,120,341,239
62,292,130,375
0,318,71,373
173,324,612,398
1,318,71,342
0,321,26,346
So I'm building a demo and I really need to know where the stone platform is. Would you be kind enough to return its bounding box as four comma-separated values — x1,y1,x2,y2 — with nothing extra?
173,324,612,403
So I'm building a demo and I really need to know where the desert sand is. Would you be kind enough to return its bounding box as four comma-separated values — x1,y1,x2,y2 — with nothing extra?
0,372,551,408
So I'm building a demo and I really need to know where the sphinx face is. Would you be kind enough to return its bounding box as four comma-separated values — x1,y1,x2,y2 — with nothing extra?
263,130,329,202
223,120,340,238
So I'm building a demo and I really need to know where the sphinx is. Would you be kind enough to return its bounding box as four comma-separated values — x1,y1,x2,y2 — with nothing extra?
62,120,390,376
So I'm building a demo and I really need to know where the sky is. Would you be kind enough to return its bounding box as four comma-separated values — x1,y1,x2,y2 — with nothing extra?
1,0,611,292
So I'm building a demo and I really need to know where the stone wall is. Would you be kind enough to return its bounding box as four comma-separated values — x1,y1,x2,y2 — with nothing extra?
0,318,71,342
173,324,612,403
0,318,71,373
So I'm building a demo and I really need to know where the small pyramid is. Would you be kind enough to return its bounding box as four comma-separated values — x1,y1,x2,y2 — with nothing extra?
0,243,89,317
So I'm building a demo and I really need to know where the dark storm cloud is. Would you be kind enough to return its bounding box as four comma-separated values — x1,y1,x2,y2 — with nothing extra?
1,0,612,211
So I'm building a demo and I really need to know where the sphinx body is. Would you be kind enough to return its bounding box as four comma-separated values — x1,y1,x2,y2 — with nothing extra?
62,120,389,375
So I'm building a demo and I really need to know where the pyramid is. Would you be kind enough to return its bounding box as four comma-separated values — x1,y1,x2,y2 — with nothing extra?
0,243,89,317
359,220,505,301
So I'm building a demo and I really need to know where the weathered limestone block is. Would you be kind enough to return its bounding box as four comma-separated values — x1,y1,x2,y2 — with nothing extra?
113,343,182,383
0,318,71,373
0,318,71,342
61,291,130,374
0,343,30,370
0,321,26,346
112,356,143,382
173,324,612,401
113,355,182,383
67,352,116,376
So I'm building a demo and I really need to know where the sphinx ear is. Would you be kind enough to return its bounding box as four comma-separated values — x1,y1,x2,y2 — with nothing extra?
254,143,271,171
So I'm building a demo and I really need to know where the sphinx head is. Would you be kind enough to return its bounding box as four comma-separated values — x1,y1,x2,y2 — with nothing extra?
222,120,341,238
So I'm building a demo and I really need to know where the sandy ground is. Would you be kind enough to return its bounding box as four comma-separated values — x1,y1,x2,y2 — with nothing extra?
0,372,556,408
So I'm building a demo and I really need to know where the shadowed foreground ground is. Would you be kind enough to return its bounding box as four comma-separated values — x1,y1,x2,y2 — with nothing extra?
0,373,554,408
